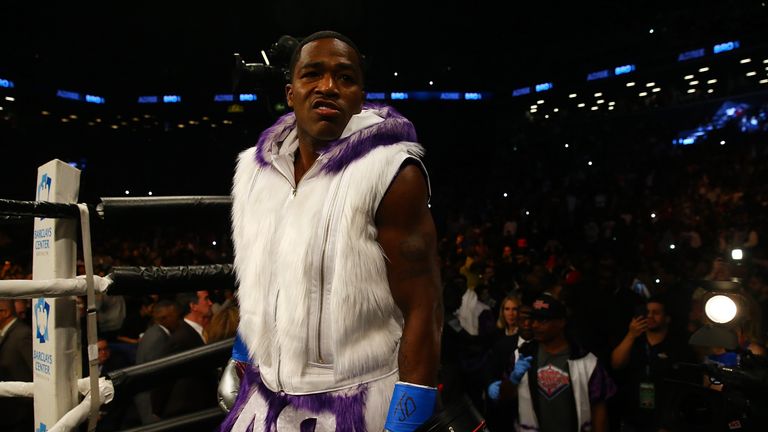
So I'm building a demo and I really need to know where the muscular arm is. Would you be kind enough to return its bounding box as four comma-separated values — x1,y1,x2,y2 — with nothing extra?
376,163,443,387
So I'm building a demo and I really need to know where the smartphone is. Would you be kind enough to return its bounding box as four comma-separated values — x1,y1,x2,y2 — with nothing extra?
634,304,647,318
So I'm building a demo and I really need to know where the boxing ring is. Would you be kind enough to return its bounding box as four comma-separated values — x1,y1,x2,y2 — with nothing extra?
0,159,236,431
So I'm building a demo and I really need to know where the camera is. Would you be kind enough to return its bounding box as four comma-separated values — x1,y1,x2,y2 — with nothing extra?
232,35,300,91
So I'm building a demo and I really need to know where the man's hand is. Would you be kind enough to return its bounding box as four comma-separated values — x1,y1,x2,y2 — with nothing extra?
628,316,648,338
510,355,533,385
487,380,501,401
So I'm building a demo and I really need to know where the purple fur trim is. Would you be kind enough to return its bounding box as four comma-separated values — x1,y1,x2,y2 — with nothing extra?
218,362,261,432
219,366,369,432
253,104,417,174
254,111,296,168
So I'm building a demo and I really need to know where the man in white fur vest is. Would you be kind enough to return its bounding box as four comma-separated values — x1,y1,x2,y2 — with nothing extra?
218,30,443,432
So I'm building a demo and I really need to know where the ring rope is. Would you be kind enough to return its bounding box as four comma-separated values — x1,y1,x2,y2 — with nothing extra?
78,203,101,431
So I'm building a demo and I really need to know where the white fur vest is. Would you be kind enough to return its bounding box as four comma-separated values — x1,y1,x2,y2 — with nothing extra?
231,106,428,394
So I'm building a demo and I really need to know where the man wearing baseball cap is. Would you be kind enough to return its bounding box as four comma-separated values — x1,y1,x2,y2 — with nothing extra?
491,293,615,432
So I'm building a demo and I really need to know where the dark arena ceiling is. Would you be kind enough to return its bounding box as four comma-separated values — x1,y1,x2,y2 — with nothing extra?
0,1,767,201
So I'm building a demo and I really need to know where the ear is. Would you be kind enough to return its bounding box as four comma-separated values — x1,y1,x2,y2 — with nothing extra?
286,83,294,108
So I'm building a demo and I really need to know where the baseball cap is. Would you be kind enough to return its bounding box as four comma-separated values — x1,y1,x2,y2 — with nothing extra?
529,294,567,320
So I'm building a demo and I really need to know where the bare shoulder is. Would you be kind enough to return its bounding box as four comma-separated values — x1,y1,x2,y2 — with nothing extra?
375,161,429,227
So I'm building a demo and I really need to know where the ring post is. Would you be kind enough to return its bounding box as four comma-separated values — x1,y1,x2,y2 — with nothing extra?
32,160,82,432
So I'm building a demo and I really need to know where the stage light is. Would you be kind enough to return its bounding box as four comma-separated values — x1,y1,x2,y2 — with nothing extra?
597,99,605,104
699,67,710,72
626,82,636,87
569,93,577,98
639,92,648,97
5,96,14,102
591,106,598,111
588,161,593,165
746,71,757,76
393,72,398,76
125,190,130,195
687,89,696,93
740,58,751,64
669,244,676,250
148,191,153,196
212,241,217,246
503,193,508,198
655,279,661,284
708,89,714,93
731,249,743,260
689,80,699,85
577,103,585,108
720,140,726,145
428,81,434,86
594,92,602,97
705,295,738,324
646,82,655,87
651,212,656,218
537,100,544,104
684,75,694,80
553,108,559,112
564,143,569,148
707,79,717,84
760,79,768,84
545,114,549,118
652,88,660,92
608,106,614,110
649,28,654,34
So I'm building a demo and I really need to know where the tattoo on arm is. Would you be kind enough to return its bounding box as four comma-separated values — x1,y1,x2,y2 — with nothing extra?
397,233,432,279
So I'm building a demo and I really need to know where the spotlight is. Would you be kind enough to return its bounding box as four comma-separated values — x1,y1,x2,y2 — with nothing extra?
705,295,738,324
731,249,743,260
689,280,747,349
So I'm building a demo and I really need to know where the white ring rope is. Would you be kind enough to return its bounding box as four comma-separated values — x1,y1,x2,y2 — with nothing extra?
0,381,34,397
0,275,111,298
0,377,114,432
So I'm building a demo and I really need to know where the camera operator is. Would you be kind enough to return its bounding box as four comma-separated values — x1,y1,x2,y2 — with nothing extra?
610,296,696,432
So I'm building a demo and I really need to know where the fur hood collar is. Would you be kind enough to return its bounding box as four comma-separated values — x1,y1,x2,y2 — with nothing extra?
254,104,417,174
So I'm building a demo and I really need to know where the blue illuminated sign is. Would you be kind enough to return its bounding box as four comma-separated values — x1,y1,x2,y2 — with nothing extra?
440,92,461,100
239,93,257,102
390,92,409,100
512,87,531,97
56,90,81,101
713,40,740,54
366,92,386,100
464,92,483,100
214,94,234,102
614,64,635,76
587,70,610,81
678,48,706,61
85,94,105,104
0,78,14,88
163,95,181,103
138,96,158,104
409,92,434,101
535,82,553,92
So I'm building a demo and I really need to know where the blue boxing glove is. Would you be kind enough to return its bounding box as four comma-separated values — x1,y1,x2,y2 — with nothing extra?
509,355,533,385
231,332,250,363
487,380,501,401
384,381,438,432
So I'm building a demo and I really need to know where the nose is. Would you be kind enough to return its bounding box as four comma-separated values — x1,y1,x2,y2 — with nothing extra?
316,73,339,95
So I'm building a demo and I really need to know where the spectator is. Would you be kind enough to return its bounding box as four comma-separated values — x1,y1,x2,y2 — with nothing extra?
0,298,33,432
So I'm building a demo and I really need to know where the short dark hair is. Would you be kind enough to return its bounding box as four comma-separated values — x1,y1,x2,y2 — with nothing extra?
647,295,669,315
175,292,197,316
287,30,365,82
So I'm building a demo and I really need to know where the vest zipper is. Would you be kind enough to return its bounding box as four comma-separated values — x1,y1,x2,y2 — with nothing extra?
274,288,283,391
315,174,342,364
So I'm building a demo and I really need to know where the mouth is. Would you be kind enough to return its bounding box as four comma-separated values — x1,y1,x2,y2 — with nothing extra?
312,100,341,117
